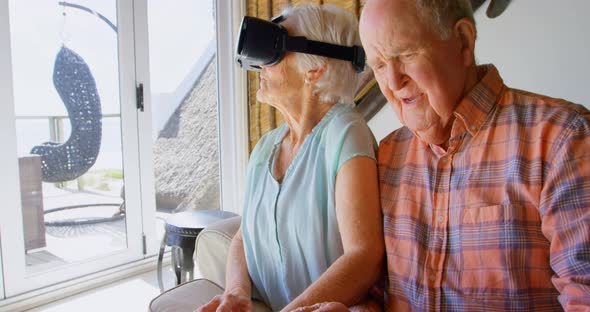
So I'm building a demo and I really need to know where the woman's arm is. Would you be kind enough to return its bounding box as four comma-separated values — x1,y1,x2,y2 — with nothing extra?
196,227,253,312
290,297,383,312
224,227,252,297
281,156,384,311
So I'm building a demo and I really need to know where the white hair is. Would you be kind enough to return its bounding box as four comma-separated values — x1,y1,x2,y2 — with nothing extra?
416,0,475,39
281,4,361,104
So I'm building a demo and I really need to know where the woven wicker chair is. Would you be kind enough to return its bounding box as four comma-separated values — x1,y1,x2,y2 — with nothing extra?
31,46,102,183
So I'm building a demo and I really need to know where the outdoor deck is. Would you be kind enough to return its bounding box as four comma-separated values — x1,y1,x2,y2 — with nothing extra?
25,182,170,274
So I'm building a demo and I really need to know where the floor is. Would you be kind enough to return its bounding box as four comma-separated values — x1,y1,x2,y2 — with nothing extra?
25,264,188,312
25,182,171,274
25,182,128,274
17,182,189,311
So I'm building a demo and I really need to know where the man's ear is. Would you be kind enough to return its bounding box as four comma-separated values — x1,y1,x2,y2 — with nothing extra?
454,18,476,67
305,63,328,84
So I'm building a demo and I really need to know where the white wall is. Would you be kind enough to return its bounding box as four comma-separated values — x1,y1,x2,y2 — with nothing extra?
368,0,590,142
367,104,402,143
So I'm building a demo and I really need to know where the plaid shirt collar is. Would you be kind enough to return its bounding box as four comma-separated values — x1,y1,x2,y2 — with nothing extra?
427,64,505,156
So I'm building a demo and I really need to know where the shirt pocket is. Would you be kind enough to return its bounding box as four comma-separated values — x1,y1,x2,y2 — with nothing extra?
459,203,552,296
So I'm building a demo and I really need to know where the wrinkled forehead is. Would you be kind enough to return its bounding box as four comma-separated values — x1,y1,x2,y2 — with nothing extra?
362,14,421,53
361,0,424,31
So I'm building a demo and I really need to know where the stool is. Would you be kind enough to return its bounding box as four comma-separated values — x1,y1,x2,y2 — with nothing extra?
157,210,238,292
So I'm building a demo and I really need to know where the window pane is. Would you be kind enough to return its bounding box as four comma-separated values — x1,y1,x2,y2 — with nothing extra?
147,0,220,240
9,0,128,273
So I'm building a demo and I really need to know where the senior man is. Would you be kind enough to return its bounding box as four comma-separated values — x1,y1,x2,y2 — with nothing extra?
351,0,590,311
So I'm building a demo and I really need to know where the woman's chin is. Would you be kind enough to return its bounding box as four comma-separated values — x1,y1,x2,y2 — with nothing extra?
256,90,266,103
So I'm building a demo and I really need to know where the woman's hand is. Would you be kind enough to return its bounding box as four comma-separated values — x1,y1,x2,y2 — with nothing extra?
196,227,253,312
289,299,381,312
195,290,253,312
291,302,349,312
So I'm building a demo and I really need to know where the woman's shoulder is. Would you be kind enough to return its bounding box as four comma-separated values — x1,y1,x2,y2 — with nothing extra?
322,103,372,139
325,104,367,132
318,103,376,174
329,103,366,125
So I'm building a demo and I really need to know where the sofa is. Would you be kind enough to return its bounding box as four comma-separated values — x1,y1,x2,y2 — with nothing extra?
148,216,272,312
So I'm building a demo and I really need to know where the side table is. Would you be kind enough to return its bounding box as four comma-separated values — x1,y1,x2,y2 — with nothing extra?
157,210,238,292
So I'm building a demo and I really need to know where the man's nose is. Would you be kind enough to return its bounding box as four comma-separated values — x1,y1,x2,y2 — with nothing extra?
386,61,406,91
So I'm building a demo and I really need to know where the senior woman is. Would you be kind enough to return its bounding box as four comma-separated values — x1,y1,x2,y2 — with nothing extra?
198,4,383,312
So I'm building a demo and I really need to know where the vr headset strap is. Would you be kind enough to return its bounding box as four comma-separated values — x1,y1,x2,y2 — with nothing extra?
285,36,364,71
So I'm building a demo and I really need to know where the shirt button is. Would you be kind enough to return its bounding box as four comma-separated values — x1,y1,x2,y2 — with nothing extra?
470,125,478,131
441,157,448,163
437,216,444,222
429,275,436,281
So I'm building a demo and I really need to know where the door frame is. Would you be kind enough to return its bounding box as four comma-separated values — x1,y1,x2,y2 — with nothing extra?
131,0,250,251
0,0,144,298
0,0,250,307
0,0,17,300
216,0,249,215
132,0,158,256
132,0,250,219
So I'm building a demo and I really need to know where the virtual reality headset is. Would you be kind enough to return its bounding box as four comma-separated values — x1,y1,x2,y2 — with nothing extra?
235,15,366,73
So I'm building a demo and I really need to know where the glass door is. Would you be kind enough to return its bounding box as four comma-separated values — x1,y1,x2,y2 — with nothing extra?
142,0,220,287
145,0,220,231
0,0,144,297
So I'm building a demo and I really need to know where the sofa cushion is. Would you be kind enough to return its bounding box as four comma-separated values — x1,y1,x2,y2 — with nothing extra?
195,216,241,287
149,279,223,312
148,279,271,312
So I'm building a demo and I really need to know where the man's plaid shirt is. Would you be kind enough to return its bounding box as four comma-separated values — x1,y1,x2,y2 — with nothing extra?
378,65,590,311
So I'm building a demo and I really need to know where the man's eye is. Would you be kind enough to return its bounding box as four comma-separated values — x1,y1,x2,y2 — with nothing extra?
399,53,416,61
372,63,385,72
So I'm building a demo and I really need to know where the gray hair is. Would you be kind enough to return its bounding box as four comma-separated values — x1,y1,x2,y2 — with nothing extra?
416,0,475,39
281,4,361,104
